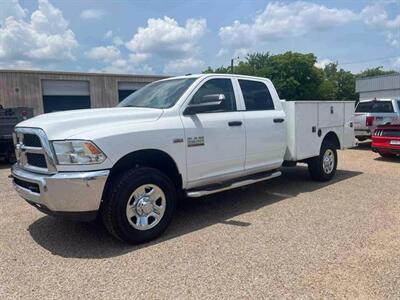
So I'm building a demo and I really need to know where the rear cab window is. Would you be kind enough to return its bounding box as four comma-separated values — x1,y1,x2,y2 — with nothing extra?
355,101,394,113
238,79,275,111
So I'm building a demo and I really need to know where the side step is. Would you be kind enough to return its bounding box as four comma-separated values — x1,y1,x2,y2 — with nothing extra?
186,170,282,198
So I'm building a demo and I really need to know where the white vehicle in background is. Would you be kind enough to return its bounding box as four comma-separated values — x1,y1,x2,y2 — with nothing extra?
11,74,355,244
354,98,400,141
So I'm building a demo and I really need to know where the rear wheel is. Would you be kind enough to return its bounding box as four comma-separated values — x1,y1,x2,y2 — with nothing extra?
101,167,177,244
378,151,397,158
307,141,337,181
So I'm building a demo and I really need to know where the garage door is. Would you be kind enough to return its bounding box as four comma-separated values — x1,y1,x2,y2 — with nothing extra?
118,82,147,102
42,80,90,113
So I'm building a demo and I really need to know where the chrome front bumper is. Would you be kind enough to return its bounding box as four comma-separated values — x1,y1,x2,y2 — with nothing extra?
11,164,109,218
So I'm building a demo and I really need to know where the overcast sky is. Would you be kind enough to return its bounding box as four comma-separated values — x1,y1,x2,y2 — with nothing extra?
0,0,399,75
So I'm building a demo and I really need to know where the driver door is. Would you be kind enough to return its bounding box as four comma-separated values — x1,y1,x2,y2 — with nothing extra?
180,78,246,188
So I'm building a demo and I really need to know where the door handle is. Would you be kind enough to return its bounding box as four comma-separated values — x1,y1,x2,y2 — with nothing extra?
228,121,242,127
273,118,285,123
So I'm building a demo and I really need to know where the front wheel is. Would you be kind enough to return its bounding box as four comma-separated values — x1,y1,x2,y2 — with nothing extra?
307,142,338,182
101,167,177,244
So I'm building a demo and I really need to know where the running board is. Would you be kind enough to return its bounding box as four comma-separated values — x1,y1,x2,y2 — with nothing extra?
186,170,282,198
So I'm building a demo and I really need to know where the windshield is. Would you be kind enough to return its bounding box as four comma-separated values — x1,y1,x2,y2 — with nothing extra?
355,101,394,113
118,78,196,109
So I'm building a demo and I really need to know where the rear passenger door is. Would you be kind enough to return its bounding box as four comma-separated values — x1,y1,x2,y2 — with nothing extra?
237,79,286,172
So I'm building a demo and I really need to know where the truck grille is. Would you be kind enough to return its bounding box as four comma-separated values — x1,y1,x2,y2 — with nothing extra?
26,153,47,168
14,128,57,174
23,134,42,147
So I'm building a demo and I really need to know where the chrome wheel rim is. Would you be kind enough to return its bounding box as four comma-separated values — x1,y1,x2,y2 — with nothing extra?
126,184,166,231
323,149,335,174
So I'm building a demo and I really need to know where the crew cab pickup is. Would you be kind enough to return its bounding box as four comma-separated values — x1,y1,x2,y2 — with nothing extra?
354,98,400,141
11,74,355,244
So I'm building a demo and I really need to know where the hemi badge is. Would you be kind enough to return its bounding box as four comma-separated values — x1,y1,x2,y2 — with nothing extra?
173,138,184,143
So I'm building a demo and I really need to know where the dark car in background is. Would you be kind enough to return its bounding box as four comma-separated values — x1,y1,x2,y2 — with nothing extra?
0,106,33,163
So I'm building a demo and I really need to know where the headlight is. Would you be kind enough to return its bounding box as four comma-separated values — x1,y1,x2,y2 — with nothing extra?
52,140,106,165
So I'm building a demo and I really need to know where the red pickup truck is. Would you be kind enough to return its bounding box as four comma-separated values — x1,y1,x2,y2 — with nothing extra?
372,125,400,158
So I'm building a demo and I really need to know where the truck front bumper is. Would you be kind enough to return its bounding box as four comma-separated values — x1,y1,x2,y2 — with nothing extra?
11,164,109,221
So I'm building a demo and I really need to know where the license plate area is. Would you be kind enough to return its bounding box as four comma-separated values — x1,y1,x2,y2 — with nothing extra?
390,140,400,145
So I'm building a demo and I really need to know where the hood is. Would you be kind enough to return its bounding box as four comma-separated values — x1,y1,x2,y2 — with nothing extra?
16,107,163,140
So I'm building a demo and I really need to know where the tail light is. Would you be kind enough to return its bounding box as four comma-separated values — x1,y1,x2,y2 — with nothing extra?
21,110,28,120
366,116,374,126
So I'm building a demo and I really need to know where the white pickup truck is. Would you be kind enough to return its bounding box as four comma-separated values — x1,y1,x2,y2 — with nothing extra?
11,74,355,244
354,98,400,141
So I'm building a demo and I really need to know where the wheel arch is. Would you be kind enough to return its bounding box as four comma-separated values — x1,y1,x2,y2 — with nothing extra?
103,149,183,198
322,131,341,149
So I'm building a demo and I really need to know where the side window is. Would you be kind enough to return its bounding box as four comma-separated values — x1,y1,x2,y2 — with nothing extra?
239,79,274,111
191,78,236,112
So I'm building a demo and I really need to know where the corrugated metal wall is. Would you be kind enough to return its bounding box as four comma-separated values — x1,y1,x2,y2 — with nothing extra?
355,74,400,101
359,89,400,101
0,70,167,115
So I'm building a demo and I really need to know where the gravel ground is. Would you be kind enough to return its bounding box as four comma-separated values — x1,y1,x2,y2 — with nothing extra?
1,143,399,299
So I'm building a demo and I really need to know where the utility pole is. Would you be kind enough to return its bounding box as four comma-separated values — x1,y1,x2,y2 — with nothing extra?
231,56,239,74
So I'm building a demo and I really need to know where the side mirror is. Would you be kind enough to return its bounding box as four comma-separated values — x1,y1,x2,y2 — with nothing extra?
183,94,225,115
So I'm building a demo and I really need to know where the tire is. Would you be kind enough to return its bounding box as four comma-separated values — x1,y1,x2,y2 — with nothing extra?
101,167,177,244
307,141,338,182
378,152,397,158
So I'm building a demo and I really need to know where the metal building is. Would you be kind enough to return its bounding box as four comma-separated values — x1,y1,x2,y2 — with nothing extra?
0,70,167,115
356,73,400,100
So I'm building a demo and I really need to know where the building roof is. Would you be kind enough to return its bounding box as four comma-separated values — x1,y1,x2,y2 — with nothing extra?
0,69,168,79
356,73,400,93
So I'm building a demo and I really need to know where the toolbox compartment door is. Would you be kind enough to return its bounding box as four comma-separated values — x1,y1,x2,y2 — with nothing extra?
295,103,320,159
318,102,343,128
343,102,356,148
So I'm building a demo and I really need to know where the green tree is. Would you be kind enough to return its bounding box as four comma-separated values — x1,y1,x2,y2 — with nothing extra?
202,66,215,74
357,66,398,78
320,63,357,100
204,52,324,100
318,80,337,100
237,52,271,76
202,65,230,74
337,69,357,100
203,51,395,101
266,52,323,100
